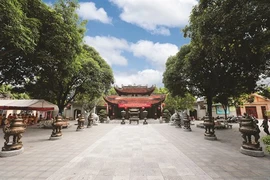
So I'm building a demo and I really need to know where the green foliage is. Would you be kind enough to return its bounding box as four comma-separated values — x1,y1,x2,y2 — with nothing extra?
0,85,30,99
261,136,270,153
163,45,191,97
164,93,195,113
1,0,114,113
98,109,107,123
178,0,269,119
258,86,270,99
107,87,117,95
99,109,107,115
0,0,43,84
153,87,168,94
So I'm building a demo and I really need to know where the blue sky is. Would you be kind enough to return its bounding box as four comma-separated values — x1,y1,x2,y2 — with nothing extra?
45,0,198,87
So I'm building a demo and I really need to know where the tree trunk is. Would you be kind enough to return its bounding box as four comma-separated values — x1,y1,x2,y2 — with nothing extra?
207,95,213,121
223,104,228,120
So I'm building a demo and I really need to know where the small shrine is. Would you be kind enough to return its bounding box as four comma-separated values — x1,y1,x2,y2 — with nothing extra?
104,85,165,119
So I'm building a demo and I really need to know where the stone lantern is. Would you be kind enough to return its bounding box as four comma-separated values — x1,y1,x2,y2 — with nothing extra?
182,111,191,132
0,116,26,157
142,110,148,125
121,110,126,124
50,115,65,140
239,115,264,157
203,115,216,140
76,114,85,131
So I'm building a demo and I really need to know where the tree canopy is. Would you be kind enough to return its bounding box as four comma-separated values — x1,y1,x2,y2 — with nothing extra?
1,0,114,113
164,0,269,119
0,0,44,84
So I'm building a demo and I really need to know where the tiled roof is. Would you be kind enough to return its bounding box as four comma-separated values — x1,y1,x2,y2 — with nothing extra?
104,94,166,108
114,85,155,96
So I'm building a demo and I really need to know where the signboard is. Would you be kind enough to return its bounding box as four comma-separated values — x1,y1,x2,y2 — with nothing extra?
216,105,230,115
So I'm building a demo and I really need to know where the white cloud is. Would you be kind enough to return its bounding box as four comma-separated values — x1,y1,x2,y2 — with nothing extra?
84,36,129,66
84,36,179,87
130,40,179,70
78,2,112,24
152,27,171,36
109,0,197,35
114,69,163,87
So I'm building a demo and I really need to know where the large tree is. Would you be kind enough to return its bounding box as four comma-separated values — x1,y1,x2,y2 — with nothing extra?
182,0,270,119
0,0,44,84
163,45,191,97
11,0,114,113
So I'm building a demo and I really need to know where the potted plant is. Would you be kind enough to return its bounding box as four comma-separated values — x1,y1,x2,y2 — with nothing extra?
261,136,270,153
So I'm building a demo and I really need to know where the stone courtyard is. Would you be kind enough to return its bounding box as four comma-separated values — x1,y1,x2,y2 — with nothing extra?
1,119,270,180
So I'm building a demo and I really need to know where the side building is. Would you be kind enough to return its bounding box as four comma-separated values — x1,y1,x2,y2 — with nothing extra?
104,85,166,119
194,93,270,119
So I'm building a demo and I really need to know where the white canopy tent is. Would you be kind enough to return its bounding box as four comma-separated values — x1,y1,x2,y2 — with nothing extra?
0,99,59,115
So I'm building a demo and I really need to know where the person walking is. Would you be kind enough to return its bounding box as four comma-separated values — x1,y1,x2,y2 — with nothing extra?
261,116,270,135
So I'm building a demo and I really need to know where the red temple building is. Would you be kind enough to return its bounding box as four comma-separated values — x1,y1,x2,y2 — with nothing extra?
104,85,166,119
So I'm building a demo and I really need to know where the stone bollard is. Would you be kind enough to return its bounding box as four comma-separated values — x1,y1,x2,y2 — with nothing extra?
76,115,85,131
182,112,192,132
239,116,264,157
50,116,65,140
0,116,26,157
203,116,217,140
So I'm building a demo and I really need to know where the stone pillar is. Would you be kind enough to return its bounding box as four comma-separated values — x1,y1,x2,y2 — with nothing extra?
0,116,26,157
76,114,85,131
239,116,264,157
50,115,64,140
203,116,217,140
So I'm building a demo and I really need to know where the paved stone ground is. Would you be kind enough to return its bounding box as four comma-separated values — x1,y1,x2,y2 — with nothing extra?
0,119,270,180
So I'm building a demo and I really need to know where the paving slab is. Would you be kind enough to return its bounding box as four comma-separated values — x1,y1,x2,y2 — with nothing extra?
0,120,270,180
